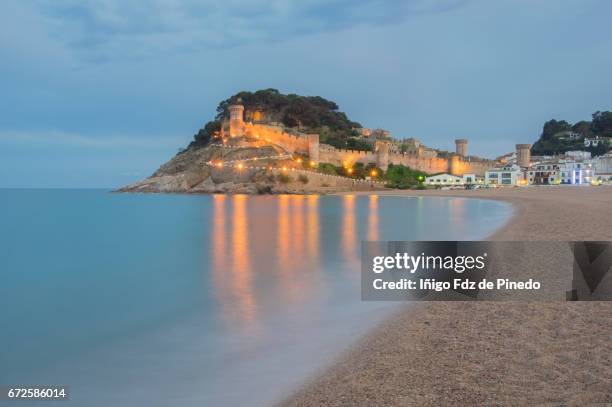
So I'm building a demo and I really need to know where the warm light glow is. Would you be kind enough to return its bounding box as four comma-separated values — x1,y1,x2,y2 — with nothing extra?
347,168,353,174
342,195,357,262
310,161,316,167
307,195,319,259
282,166,288,172
367,195,378,241
216,162,223,168
211,195,259,332
371,170,377,177
237,163,244,170
296,158,302,163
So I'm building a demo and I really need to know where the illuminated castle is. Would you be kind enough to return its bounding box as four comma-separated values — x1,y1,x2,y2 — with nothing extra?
222,99,495,175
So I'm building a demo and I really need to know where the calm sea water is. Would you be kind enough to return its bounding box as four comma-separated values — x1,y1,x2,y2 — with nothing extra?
0,189,511,406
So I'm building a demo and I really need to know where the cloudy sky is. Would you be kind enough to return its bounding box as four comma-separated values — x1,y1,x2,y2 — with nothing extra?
1,0,611,187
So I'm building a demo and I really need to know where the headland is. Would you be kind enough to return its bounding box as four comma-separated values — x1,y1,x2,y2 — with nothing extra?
119,90,612,194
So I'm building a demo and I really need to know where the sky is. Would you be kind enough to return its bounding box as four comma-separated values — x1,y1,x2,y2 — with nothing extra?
1,0,611,188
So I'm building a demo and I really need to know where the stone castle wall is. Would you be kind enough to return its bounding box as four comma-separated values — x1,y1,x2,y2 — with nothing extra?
237,121,495,176
243,123,310,152
318,143,494,175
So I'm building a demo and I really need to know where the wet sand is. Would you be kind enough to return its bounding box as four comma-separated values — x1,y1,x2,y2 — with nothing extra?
280,186,612,406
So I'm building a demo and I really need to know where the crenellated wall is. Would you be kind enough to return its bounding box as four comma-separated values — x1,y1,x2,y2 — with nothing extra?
317,146,494,175
237,122,496,176
243,123,310,152
319,147,377,166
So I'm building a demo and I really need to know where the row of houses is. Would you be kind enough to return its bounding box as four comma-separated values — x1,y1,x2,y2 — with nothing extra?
425,151,612,187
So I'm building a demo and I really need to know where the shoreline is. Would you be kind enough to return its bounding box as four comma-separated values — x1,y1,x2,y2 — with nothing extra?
280,186,612,406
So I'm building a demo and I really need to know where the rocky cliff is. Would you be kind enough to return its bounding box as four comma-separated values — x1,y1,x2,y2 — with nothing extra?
117,140,365,194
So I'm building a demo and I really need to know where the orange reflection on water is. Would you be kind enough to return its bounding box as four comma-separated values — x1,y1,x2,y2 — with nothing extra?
307,195,319,259
367,195,378,241
277,195,292,271
342,194,357,261
291,195,305,260
211,195,226,272
276,195,312,303
210,194,258,332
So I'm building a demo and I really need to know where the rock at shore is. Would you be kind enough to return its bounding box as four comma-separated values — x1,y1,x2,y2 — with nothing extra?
117,140,354,194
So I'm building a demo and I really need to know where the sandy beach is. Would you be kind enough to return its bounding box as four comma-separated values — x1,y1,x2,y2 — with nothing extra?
281,186,612,406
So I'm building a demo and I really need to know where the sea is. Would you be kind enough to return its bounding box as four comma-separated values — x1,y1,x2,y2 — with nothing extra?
0,189,512,406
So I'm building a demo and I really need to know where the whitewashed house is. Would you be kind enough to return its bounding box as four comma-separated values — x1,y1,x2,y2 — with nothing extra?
557,160,594,185
485,165,523,186
425,173,463,186
462,173,483,185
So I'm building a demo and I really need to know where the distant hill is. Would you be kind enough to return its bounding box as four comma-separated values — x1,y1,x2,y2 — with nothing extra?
190,89,368,150
531,111,612,156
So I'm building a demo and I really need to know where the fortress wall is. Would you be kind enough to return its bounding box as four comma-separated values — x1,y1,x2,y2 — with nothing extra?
317,147,492,175
388,153,449,174
241,124,497,176
386,153,492,175
318,147,377,166
461,159,496,176
244,123,310,153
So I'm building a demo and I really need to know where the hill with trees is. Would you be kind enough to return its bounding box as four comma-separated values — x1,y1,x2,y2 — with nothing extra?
531,111,612,156
190,89,367,150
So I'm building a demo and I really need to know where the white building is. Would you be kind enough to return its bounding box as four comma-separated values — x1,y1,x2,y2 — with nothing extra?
557,160,594,185
594,152,612,183
425,173,463,186
527,162,558,185
565,150,592,160
485,165,523,186
462,173,484,185
527,157,594,185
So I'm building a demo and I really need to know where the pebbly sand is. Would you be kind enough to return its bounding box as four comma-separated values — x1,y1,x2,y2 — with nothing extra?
280,186,612,407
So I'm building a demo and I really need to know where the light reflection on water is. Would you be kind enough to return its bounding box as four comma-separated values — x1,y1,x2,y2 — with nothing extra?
0,190,512,407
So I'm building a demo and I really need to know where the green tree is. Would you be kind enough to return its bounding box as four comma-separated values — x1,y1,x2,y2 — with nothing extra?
384,164,427,189
591,111,612,137
541,119,571,141
190,120,220,148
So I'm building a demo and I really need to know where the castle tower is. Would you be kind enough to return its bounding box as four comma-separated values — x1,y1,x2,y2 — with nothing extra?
516,144,531,168
307,134,320,164
375,141,389,170
449,153,462,176
455,139,468,157
229,100,245,138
